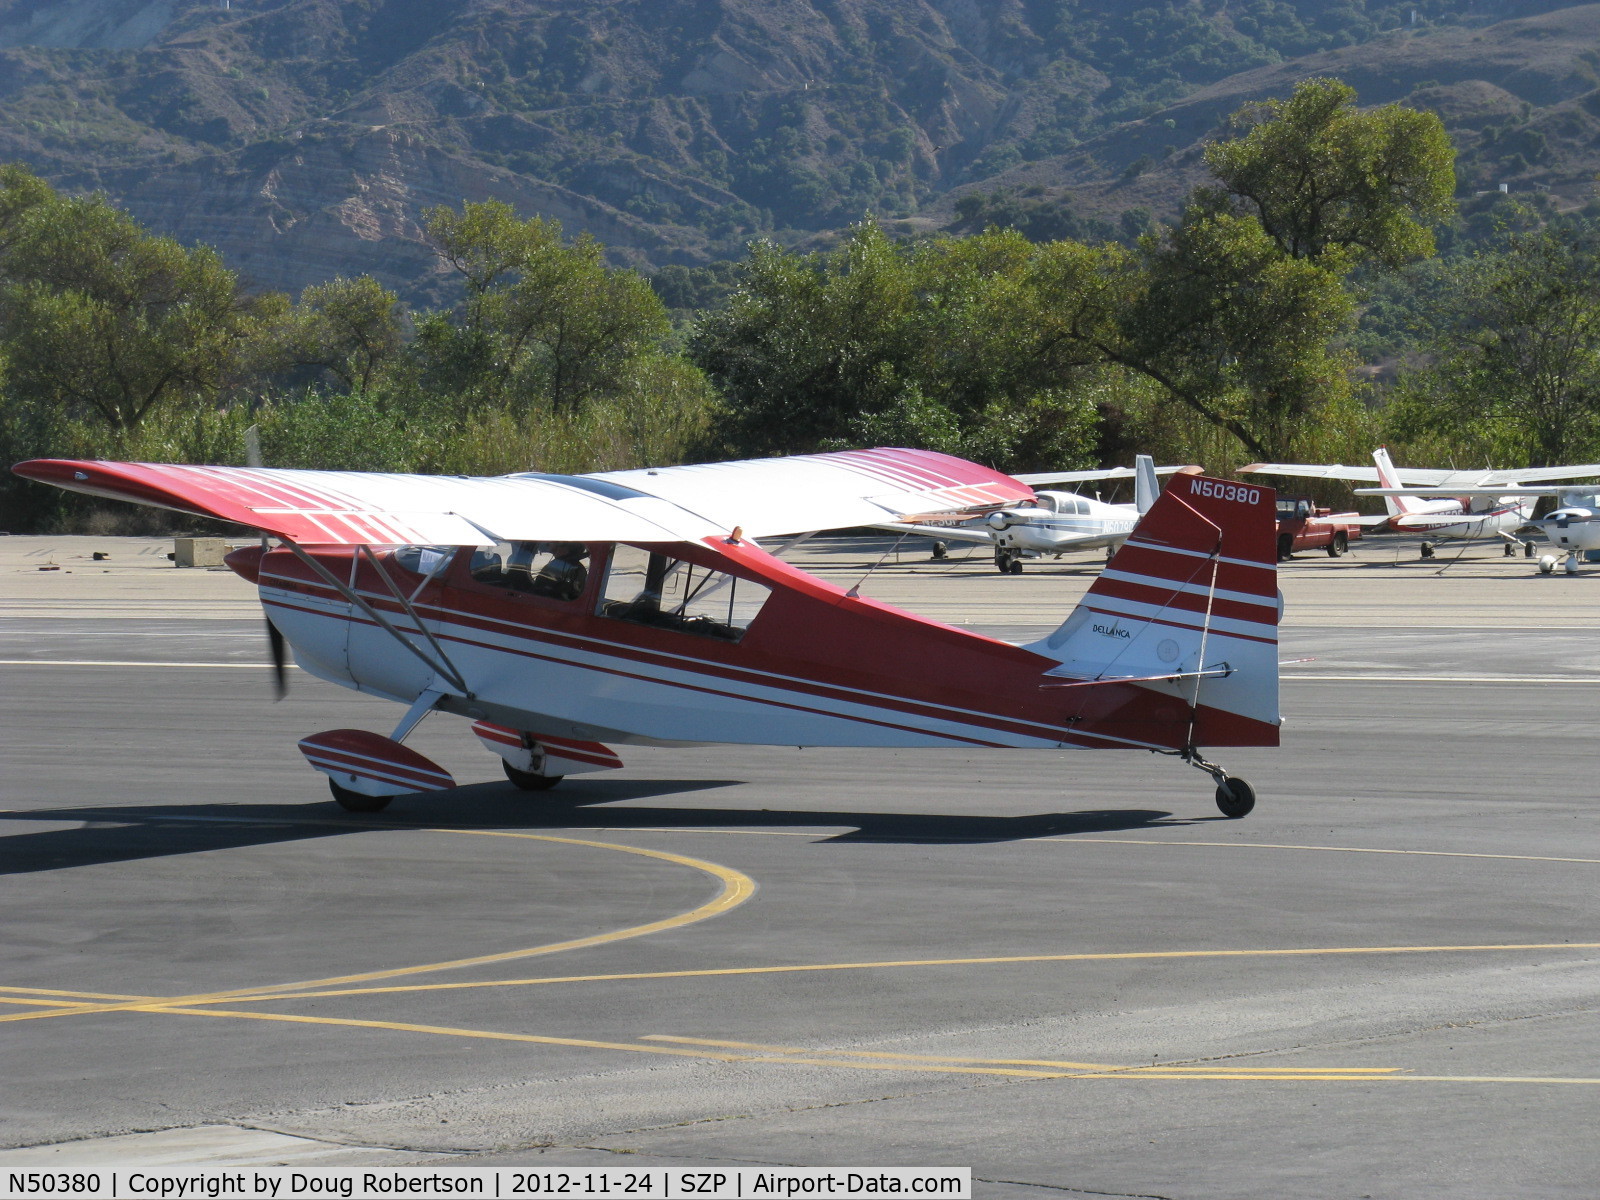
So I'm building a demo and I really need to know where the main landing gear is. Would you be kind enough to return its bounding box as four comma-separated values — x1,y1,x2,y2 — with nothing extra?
503,760,565,791
329,779,393,813
1179,746,1256,819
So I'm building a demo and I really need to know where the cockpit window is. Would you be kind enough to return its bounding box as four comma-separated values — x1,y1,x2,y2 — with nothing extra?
469,541,590,601
599,546,771,641
392,545,455,578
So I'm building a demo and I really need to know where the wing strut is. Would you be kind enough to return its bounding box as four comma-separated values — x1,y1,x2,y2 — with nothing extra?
283,542,472,697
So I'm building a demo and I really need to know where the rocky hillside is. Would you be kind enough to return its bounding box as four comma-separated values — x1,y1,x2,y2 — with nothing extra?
0,0,1585,301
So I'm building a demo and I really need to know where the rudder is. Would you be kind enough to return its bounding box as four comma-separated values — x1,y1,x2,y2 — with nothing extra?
1026,473,1280,747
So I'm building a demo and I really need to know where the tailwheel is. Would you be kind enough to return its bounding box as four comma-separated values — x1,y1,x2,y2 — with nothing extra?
329,779,393,812
1214,778,1256,819
503,760,564,791
1180,746,1256,819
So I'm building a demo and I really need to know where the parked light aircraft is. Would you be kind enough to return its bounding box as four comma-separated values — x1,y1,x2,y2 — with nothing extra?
1243,448,1600,558
1356,483,1600,575
881,456,1201,573
14,449,1280,818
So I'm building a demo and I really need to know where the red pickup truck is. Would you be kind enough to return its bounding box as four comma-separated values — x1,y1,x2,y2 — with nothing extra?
1275,496,1362,560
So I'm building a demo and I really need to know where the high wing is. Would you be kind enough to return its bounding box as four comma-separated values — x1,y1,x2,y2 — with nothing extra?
1356,486,1582,498
1489,465,1600,484
13,448,1035,545
1242,462,1422,484
588,447,1034,537
1245,462,1600,487
1012,464,1197,485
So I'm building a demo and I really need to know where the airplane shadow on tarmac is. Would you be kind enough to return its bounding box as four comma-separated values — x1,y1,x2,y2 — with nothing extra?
0,778,1214,875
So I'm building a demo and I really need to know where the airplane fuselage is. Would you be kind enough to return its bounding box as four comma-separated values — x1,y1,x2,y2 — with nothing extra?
1386,498,1533,541
991,492,1138,557
242,535,1271,757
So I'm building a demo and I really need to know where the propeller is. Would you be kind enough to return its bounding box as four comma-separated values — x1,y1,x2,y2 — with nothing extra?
265,615,288,700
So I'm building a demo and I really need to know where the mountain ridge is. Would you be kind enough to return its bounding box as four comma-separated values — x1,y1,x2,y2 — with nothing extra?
0,0,1588,301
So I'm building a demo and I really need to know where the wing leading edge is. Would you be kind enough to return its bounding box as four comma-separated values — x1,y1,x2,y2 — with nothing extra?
13,448,1037,545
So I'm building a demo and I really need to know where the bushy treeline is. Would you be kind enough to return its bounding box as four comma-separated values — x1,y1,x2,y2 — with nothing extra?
7,76,1600,532
0,171,719,529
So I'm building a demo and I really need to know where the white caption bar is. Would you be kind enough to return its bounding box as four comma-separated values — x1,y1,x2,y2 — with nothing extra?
1,1169,972,1200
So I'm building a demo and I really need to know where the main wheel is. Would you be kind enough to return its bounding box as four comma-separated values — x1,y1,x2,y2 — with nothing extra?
503,760,564,791
1276,534,1293,561
329,779,393,812
1214,778,1256,819
1327,531,1347,558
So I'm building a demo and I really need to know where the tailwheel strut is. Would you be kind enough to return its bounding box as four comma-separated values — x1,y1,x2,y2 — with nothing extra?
1180,746,1255,819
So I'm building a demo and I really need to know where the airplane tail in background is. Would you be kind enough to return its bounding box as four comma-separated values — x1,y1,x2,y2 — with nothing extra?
1134,454,1159,514
1373,447,1423,516
1026,473,1280,748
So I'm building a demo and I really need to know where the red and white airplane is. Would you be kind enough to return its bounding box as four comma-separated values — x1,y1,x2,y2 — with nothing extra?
14,449,1281,818
1243,448,1600,558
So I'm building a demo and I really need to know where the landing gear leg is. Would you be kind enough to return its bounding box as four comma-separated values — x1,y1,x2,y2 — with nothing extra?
1181,746,1255,819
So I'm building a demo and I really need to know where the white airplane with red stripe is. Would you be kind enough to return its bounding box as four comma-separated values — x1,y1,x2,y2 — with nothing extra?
1243,448,1600,558
14,449,1282,818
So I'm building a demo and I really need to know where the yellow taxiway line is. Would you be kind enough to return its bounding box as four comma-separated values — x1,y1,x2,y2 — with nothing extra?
0,831,754,1024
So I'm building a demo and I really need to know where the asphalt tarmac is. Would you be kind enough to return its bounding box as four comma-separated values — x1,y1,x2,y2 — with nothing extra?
3,534,1600,1197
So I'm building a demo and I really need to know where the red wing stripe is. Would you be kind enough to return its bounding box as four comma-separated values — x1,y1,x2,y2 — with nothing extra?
298,742,454,787
302,751,453,791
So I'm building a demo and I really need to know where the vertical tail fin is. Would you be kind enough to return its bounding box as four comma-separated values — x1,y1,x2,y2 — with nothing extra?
1026,474,1280,748
1134,454,1159,514
1373,447,1422,515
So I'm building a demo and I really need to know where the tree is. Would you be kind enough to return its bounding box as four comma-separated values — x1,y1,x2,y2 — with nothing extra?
1200,77,1456,268
689,220,1098,469
419,200,671,413
1119,212,1357,460
281,275,404,393
1391,224,1600,465
0,186,255,432
1105,77,1454,459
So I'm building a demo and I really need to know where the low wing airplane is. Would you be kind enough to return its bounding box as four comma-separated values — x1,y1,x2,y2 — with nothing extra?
14,449,1280,819
878,456,1202,573
1242,448,1600,558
